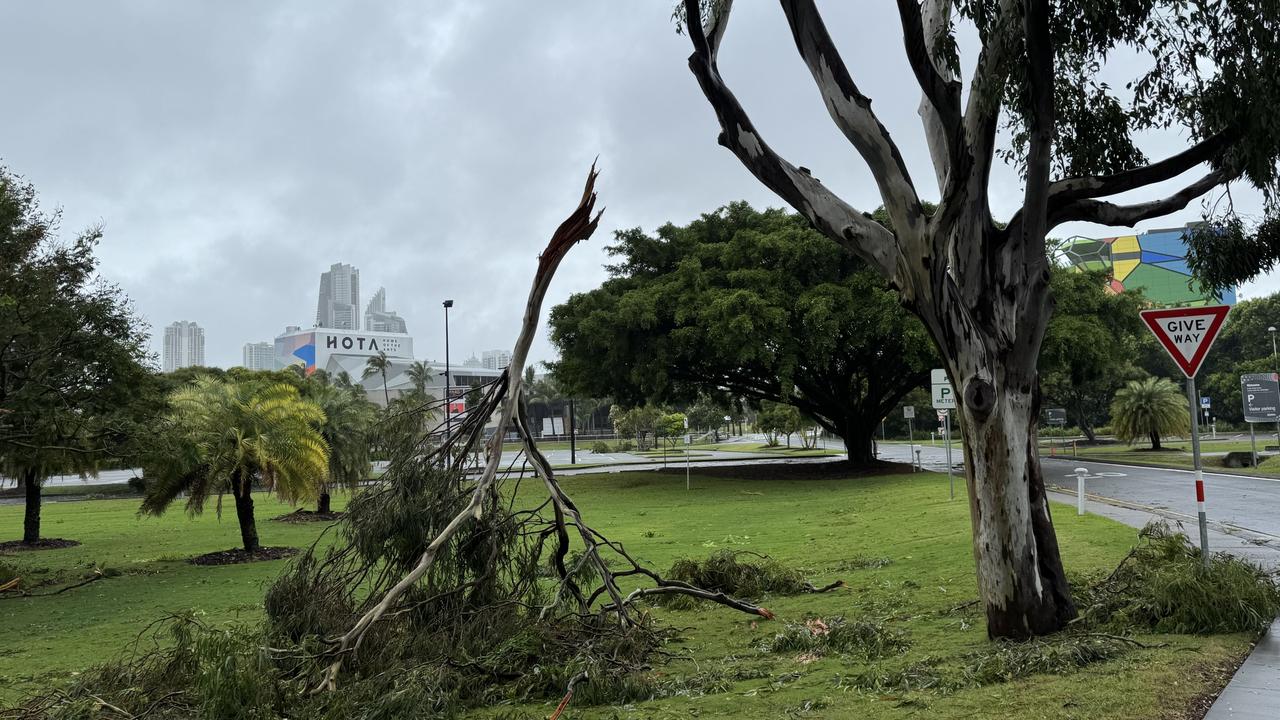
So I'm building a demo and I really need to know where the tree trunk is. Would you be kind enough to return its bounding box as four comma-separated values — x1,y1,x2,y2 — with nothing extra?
230,473,260,553
317,492,332,515
957,377,1076,639
1081,422,1097,444
22,469,41,545
1150,430,1162,451
844,428,876,464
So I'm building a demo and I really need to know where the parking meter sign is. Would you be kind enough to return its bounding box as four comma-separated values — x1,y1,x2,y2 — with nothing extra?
931,369,956,409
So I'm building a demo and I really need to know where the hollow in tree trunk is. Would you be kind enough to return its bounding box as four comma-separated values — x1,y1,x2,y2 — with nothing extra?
22,469,41,545
230,472,260,553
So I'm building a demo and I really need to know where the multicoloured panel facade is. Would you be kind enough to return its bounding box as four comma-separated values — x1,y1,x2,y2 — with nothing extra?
275,331,317,375
1060,226,1236,308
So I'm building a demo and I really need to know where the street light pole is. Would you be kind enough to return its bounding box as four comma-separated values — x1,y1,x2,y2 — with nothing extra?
444,300,454,438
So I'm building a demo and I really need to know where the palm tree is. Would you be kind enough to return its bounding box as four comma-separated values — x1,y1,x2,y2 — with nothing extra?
1110,376,1189,450
307,382,377,514
407,360,434,396
140,377,329,553
363,351,393,406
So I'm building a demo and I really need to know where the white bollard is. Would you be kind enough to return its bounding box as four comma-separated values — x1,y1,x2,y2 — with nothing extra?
915,449,922,471
1074,468,1088,515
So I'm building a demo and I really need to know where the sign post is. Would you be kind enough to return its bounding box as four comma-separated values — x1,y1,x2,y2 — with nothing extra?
1140,305,1231,566
932,369,956,498
1240,373,1280,468
684,416,691,491
904,406,916,472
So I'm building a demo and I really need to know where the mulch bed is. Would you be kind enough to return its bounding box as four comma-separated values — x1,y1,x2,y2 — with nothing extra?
0,538,81,553
272,509,345,523
650,459,910,482
188,547,298,566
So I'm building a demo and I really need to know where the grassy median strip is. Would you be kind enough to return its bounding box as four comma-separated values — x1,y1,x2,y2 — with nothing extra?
0,468,1255,718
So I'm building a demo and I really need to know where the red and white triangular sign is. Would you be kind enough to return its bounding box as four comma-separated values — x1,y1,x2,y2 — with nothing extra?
1139,305,1231,378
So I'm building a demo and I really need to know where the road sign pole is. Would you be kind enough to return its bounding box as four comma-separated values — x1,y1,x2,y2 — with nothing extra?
1187,375,1210,566
1250,422,1258,468
944,410,954,500
908,418,915,472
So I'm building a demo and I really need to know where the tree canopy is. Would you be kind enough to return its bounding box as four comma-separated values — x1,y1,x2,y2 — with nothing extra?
1039,266,1147,440
550,202,936,462
0,168,151,543
676,0,1280,638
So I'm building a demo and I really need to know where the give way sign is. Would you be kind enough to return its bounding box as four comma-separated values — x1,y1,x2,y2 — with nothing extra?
1139,305,1230,378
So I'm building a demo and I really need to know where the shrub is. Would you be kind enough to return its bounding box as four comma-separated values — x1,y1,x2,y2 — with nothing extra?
127,475,148,494
616,440,634,451
758,616,909,659
1077,522,1280,634
663,550,807,598
591,440,611,454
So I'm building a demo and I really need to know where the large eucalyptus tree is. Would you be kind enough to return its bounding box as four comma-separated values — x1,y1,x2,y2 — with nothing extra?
680,0,1280,638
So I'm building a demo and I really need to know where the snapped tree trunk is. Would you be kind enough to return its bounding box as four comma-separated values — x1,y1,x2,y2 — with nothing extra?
955,368,1076,639
22,469,41,544
317,492,332,515
230,473,260,553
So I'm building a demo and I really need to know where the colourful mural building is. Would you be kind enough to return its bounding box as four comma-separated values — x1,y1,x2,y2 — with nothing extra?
1059,225,1236,308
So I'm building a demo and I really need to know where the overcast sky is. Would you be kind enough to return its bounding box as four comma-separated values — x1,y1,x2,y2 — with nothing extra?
2,2,1270,369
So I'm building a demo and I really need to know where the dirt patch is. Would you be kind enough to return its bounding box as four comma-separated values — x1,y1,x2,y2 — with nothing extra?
1180,643,1257,720
188,547,298,566
272,509,345,523
0,538,81,553
650,460,910,482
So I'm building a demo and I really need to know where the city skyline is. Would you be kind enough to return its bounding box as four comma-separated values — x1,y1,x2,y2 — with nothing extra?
5,4,1273,371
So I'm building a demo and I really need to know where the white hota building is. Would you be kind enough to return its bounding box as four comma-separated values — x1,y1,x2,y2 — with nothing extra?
275,326,413,388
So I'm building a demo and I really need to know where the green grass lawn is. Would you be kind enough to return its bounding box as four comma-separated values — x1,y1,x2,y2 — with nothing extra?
0,469,1252,717
690,441,845,456
1069,438,1280,478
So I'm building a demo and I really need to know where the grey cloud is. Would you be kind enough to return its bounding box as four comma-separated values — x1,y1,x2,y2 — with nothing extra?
1,1,1268,368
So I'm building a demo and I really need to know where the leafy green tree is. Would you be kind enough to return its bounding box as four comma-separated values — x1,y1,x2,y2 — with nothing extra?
1039,267,1148,441
550,203,935,462
609,405,661,450
679,0,1280,638
1196,293,1280,425
755,402,800,447
1110,377,1190,450
363,352,393,406
141,377,329,553
305,382,376,514
0,168,151,545
685,398,727,434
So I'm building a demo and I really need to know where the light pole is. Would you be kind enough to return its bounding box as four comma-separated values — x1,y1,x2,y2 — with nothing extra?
443,300,454,437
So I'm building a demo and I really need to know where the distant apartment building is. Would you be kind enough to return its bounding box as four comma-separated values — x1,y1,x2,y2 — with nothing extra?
242,341,274,371
482,349,512,370
163,321,205,372
364,287,408,333
315,262,361,330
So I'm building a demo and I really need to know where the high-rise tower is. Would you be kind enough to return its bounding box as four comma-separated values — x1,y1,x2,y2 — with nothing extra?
316,262,361,330
364,287,408,333
163,321,205,372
